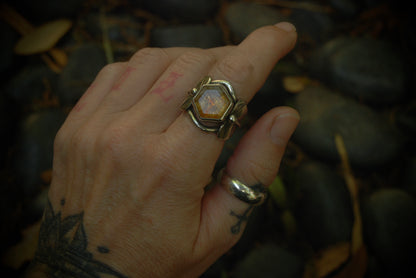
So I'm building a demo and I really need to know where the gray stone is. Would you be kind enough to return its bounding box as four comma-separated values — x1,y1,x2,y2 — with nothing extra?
225,2,288,42
294,161,354,250
150,25,224,48
141,0,219,22
291,86,403,168
6,64,58,103
309,37,407,104
13,109,66,197
0,22,19,74
289,7,333,42
233,243,304,278
57,44,107,105
362,189,416,278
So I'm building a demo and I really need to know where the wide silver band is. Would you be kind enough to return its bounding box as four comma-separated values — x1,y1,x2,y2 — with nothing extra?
219,169,267,206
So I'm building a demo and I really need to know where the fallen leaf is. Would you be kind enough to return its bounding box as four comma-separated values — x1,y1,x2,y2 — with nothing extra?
314,242,351,277
283,76,311,93
14,19,72,55
333,246,368,278
2,221,41,269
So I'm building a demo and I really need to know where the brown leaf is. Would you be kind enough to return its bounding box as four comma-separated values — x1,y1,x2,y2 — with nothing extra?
1,221,41,269
282,76,311,93
333,246,368,278
314,242,351,278
14,19,72,55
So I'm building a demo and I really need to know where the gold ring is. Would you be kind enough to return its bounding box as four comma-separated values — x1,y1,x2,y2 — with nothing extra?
181,76,247,140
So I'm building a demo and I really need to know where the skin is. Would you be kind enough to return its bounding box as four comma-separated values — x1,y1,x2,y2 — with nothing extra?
26,22,299,278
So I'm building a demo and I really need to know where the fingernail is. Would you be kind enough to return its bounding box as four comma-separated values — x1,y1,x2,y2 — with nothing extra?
270,112,300,146
274,22,296,33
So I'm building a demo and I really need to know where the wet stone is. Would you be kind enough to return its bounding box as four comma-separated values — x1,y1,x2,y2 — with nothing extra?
232,243,304,278
11,0,85,21
293,161,354,251
5,64,58,103
291,85,403,168
225,2,288,42
309,37,408,104
362,189,416,278
150,25,224,48
13,109,66,197
289,7,333,42
0,22,19,75
57,44,106,105
140,0,219,22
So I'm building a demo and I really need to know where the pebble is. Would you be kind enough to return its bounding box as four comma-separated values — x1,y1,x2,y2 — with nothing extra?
232,243,304,278
140,0,219,22
57,44,107,105
0,22,19,75
403,156,416,196
362,189,416,278
289,7,333,42
291,85,403,168
309,37,407,104
11,0,85,21
293,161,354,251
225,2,288,42
13,109,67,197
329,0,361,18
150,25,224,48
5,64,58,103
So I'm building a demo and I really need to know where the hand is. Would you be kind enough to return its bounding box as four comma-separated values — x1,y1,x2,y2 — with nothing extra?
28,22,299,278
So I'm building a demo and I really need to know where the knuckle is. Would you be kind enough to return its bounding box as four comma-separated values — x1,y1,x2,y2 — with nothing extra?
216,55,254,86
246,159,276,186
98,62,126,77
175,50,216,70
130,47,169,66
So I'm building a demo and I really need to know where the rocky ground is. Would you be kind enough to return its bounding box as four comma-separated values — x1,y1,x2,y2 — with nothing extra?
0,0,415,277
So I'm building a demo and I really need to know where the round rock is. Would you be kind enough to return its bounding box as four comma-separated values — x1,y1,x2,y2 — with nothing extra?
150,25,223,48
5,64,58,103
309,37,407,104
225,2,288,42
13,109,66,197
292,86,403,168
362,189,416,277
232,243,304,278
141,0,219,22
294,161,354,251
57,44,106,105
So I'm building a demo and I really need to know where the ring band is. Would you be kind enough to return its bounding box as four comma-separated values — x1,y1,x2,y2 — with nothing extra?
181,76,247,140
218,169,267,206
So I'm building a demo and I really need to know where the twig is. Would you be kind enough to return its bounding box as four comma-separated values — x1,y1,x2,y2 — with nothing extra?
100,7,114,64
334,133,363,254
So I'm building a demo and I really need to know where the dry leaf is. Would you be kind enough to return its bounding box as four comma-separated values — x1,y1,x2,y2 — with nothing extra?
314,242,351,277
2,221,41,269
333,246,368,278
283,76,310,93
14,19,72,55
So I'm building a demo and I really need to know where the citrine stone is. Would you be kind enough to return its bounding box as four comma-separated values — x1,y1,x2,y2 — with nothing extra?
194,86,232,120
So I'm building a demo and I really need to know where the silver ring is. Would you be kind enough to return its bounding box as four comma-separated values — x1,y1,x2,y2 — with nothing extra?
181,76,247,140
218,169,267,206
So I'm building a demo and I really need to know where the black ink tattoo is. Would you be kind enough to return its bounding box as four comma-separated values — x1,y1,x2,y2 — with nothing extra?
30,198,127,278
97,246,110,254
230,206,255,235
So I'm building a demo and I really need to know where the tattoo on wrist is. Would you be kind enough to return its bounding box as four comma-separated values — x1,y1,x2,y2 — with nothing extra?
30,198,127,278
229,206,254,235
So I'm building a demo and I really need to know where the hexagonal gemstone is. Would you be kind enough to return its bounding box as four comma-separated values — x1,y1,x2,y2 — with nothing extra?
195,87,232,120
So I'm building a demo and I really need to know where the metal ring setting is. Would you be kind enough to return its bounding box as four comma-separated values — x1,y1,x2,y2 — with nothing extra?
181,76,247,140
219,169,267,206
